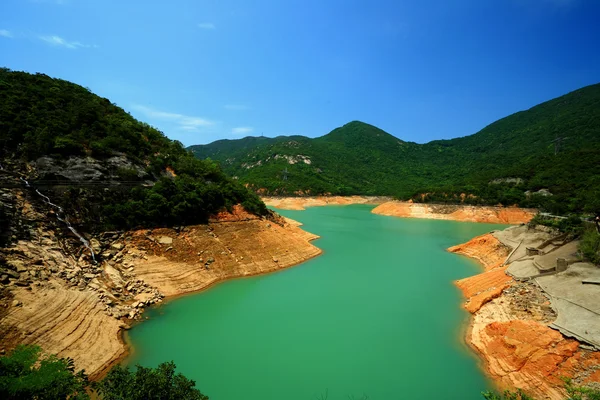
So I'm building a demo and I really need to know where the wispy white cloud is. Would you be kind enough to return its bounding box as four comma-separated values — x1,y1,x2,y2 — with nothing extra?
224,104,250,111
232,127,254,135
0,29,13,38
39,35,96,49
132,104,216,132
197,22,216,30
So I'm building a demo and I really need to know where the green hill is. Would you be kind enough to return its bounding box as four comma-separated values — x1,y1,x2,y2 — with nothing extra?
189,83,600,214
0,68,267,231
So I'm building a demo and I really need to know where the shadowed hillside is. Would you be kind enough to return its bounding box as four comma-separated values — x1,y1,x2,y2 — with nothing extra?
0,68,268,233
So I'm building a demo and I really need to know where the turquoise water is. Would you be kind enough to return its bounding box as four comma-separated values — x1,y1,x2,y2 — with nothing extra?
126,205,508,400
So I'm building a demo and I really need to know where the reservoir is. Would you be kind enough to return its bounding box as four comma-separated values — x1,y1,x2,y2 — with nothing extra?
126,205,508,399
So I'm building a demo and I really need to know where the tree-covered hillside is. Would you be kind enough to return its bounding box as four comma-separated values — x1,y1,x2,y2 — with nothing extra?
189,83,600,214
0,68,267,230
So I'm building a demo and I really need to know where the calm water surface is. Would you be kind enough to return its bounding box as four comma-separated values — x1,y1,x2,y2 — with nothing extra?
126,205,508,400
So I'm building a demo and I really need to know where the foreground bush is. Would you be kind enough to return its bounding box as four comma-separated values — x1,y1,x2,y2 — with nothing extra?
0,345,88,399
0,345,207,399
579,227,600,265
483,382,600,400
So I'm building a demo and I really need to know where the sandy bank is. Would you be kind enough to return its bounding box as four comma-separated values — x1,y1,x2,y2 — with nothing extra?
0,207,321,379
450,227,600,399
373,201,536,224
262,195,390,210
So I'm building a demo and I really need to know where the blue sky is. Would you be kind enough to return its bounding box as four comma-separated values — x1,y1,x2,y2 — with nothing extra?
1,0,599,146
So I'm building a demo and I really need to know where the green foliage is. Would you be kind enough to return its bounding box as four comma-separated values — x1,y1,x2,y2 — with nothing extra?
0,345,209,399
100,176,267,230
482,389,534,400
0,345,89,400
579,227,600,265
115,167,141,181
528,214,585,235
94,362,208,400
481,383,600,400
0,68,269,230
190,83,600,214
565,381,600,400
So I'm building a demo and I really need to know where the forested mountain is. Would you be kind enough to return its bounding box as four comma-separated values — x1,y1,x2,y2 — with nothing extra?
189,83,600,214
0,68,267,231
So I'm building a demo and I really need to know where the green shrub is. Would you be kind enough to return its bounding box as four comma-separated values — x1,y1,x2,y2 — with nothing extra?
0,345,89,399
482,389,534,400
0,345,208,400
579,227,600,265
94,362,208,400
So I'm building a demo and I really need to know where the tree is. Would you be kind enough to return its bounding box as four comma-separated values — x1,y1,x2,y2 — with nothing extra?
94,362,208,400
0,345,89,400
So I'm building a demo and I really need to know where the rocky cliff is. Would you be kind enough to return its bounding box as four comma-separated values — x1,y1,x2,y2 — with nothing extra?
372,201,536,224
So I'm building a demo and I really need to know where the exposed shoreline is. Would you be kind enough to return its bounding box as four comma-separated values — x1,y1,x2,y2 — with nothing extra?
372,200,537,224
101,216,323,380
449,228,600,399
262,195,391,210
262,195,537,224
95,238,323,381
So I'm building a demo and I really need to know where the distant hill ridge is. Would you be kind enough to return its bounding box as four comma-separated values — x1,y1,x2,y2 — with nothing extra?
189,83,600,214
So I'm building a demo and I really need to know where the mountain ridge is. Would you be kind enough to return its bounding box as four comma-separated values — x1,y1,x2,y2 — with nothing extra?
189,83,600,213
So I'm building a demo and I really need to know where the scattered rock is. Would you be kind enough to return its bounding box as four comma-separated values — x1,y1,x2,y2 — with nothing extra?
90,238,102,254
158,236,173,245
12,299,22,307
2,269,19,279
9,260,27,272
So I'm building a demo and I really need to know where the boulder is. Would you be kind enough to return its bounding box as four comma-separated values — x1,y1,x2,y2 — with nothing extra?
104,264,125,287
8,260,27,272
2,269,20,279
89,238,102,254
34,156,106,181
158,236,173,245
